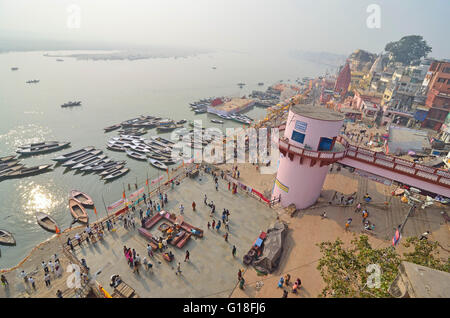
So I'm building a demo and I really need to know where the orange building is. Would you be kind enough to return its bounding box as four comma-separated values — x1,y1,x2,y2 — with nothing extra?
422,61,450,130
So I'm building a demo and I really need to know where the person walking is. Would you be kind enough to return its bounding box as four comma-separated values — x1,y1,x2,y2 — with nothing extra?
44,273,51,287
232,245,237,257
207,222,210,230
204,194,207,205
238,269,242,281
56,289,63,298
139,209,143,220
20,270,28,284
192,201,196,211
224,232,229,242
1,275,8,287
284,274,291,286
215,182,218,191
211,219,216,229
29,277,36,290
282,290,288,298
175,262,182,275
184,250,190,262
345,218,352,231
216,220,221,231
180,204,184,215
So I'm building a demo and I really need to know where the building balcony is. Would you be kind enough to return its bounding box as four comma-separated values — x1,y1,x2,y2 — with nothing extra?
278,136,347,166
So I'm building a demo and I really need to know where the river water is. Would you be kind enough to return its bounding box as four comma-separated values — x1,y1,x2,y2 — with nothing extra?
0,49,328,268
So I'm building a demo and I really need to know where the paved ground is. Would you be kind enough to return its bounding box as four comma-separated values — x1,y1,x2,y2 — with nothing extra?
74,172,277,298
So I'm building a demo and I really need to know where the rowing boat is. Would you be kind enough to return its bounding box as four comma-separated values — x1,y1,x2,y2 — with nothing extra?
99,164,125,177
0,155,16,164
0,160,20,171
17,142,71,156
0,229,16,246
81,158,112,171
104,124,121,132
72,155,107,170
91,160,125,172
62,150,103,167
148,158,168,170
126,150,147,161
69,199,89,224
70,190,94,207
53,146,95,162
0,164,24,179
2,164,52,180
35,211,59,233
103,168,130,181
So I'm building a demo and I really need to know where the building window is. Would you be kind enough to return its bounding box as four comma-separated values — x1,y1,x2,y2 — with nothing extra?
291,131,305,144
437,78,446,83
318,137,334,151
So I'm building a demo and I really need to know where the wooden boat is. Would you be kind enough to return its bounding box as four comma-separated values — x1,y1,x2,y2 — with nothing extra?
99,164,125,177
104,124,121,133
148,158,168,170
126,150,147,161
70,190,94,207
103,168,130,181
176,119,187,125
35,211,58,233
3,164,52,179
147,152,170,161
0,160,20,171
210,119,224,124
0,164,24,179
69,199,89,223
53,146,95,162
17,141,58,149
129,144,151,153
81,158,112,171
156,123,183,132
106,143,125,152
0,155,16,163
0,229,16,246
17,142,71,156
150,136,175,147
92,160,125,172
72,155,107,170
62,150,102,167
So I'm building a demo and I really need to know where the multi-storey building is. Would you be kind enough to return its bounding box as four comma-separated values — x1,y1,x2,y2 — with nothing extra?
422,61,450,130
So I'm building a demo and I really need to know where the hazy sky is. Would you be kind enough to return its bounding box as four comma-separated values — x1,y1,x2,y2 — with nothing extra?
0,0,449,58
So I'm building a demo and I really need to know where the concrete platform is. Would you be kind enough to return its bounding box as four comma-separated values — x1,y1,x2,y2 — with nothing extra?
73,173,277,298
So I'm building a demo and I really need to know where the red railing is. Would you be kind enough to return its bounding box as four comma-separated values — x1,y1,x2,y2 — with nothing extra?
276,126,450,189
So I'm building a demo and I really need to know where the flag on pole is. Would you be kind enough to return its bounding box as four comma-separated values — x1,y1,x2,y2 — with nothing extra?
94,206,98,215
146,178,148,186
122,191,126,199
55,225,61,234
392,228,401,246
166,168,169,177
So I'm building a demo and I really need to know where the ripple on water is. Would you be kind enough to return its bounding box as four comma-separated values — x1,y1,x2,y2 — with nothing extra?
0,124,52,150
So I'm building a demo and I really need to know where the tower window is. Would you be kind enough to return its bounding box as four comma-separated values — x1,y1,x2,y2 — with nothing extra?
291,131,305,144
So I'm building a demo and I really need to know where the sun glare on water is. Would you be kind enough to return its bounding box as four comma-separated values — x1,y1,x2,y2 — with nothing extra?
20,182,62,222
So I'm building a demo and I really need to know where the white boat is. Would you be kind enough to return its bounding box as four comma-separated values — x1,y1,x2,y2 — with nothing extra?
126,150,147,161
53,146,95,162
148,158,168,170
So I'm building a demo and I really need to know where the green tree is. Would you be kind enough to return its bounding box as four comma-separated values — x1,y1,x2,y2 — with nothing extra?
402,237,450,272
385,35,432,65
316,235,401,298
317,235,450,298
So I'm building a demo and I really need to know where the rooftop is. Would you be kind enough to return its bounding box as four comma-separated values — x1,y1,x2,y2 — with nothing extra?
291,104,344,121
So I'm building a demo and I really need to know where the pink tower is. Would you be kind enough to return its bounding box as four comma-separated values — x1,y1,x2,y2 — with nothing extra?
272,104,345,209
